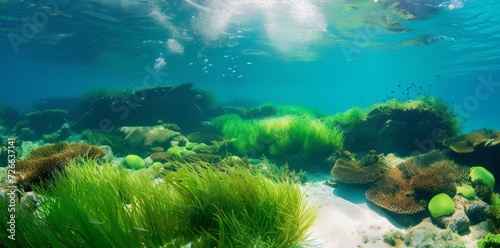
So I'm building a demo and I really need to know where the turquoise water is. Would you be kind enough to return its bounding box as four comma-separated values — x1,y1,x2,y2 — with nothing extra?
1,0,499,132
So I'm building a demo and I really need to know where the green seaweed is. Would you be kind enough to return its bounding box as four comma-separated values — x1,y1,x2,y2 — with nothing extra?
478,233,500,248
260,103,324,118
0,159,315,247
164,161,316,247
212,114,344,164
324,106,368,131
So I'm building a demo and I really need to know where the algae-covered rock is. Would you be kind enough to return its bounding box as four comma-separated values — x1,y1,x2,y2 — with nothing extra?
457,186,476,199
443,129,500,153
331,154,389,184
334,97,460,156
121,154,145,170
470,166,495,188
443,129,500,174
429,193,455,218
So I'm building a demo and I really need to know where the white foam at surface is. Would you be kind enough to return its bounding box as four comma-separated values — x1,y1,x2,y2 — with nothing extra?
167,39,185,54
153,57,166,71
192,0,327,50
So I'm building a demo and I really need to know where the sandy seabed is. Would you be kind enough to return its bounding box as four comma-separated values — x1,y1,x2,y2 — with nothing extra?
300,175,404,248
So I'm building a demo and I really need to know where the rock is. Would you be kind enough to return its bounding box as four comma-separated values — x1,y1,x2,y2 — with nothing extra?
118,125,181,149
436,210,470,233
192,143,211,153
432,195,489,233
470,221,489,240
20,141,38,158
20,191,41,209
99,145,114,161
405,218,466,248
458,195,489,224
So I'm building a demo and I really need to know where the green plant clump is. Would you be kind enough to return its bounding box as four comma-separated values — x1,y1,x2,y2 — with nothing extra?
121,154,146,170
486,193,500,234
478,233,500,248
213,114,344,162
471,166,495,188
0,159,316,247
324,106,368,131
456,186,476,199
428,193,455,218
260,103,324,118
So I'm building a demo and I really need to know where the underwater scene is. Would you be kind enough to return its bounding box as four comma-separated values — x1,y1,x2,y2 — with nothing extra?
1,0,500,247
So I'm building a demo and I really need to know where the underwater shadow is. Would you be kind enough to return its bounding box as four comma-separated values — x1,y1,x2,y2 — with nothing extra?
332,183,371,204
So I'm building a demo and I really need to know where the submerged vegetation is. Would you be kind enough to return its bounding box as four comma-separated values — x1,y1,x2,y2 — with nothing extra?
212,114,344,165
0,159,316,248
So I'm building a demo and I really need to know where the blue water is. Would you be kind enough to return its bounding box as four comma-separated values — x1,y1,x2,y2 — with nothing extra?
1,0,499,132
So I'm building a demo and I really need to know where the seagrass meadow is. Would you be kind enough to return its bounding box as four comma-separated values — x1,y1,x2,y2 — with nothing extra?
1,0,500,246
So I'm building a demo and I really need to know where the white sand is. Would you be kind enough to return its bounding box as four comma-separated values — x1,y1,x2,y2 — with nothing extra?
300,174,405,248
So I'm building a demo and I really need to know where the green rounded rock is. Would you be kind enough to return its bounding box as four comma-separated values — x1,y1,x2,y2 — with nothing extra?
166,146,182,157
428,193,455,218
185,142,199,150
122,154,145,170
470,166,495,188
457,186,475,199
151,162,164,170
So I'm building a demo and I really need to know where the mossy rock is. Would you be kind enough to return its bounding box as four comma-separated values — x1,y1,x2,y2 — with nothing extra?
443,129,500,153
151,162,164,170
180,150,196,157
192,143,211,153
428,193,455,218
456,186,475,199
166,146,183,157
470,166,495,188
121,154,145,170
186,142,199,150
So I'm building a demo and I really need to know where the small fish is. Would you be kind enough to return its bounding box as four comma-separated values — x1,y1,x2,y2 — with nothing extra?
485,139,494,147
325,179,337,187
89,221,104,225
133,227,149,232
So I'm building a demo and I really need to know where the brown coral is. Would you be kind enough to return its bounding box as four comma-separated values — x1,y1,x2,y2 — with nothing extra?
410,166,456,197
366,168,426,214
150,152,170,163
16,143,105,190
366,151,468,215
118,125,181,148
331,155,389,184
443,129,500,153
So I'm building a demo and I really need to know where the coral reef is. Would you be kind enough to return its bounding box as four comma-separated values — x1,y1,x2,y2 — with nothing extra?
366,151,469,221
366,167,426,214
443,129,500,153
331,153,390,184
15,142,105,191
327,97,460,156
443,129,500,174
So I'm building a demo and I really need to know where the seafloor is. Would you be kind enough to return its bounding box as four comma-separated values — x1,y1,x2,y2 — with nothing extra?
1,84,499,247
